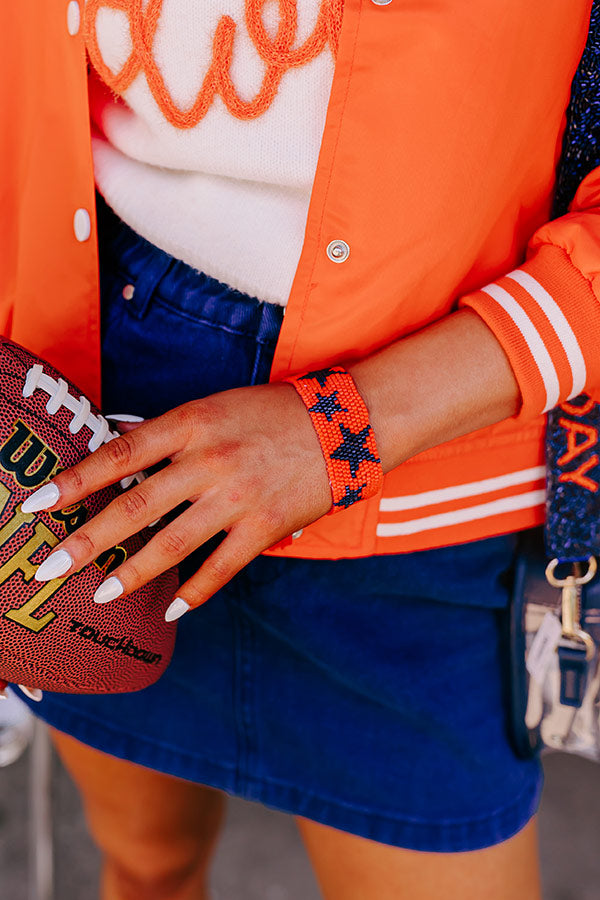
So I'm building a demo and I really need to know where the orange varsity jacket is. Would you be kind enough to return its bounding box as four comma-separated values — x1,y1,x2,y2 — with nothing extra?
0,0,598,558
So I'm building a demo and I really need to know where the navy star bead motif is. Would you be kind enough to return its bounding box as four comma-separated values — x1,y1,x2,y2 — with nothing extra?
308,390,347,422
333,483,367,509
298,368,335,389
329,423,381,478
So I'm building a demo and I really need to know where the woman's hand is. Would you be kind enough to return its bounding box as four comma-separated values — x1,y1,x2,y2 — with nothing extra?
24,307,522,620
25,383,332,618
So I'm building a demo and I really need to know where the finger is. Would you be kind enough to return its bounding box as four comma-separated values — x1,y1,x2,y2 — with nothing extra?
33,462,195,583
164,522,274,621
105,413,145,434
91,496,232,604
22,412,183,513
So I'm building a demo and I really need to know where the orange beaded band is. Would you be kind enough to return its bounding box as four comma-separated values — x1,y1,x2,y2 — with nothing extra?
285,367,383,512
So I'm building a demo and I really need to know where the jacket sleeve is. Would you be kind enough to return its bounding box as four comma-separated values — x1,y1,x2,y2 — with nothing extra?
459,167,600,421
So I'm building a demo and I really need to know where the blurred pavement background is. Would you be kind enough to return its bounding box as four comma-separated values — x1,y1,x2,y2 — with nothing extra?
0,713,599,899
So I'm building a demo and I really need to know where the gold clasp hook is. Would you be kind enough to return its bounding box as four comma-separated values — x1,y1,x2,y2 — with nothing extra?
546,556,597,659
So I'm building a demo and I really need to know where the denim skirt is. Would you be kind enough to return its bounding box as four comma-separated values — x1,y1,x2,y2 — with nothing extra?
29,198,543,853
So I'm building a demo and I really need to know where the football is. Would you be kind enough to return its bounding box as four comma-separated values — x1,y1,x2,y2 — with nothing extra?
0,337,178,694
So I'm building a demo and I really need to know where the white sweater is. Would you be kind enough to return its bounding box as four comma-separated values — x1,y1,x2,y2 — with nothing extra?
85,0,341,305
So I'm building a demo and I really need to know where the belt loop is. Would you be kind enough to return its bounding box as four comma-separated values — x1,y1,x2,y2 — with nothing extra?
124,252,173,320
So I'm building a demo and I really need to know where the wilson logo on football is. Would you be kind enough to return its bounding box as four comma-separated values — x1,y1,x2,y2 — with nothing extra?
0,419,60,488
0,422,128,635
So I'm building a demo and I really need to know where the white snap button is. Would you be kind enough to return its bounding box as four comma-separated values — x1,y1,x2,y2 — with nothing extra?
326,240,350,263
122,284,135,301
67,1,81,35
370,0,393,6
73,208,91,242
292,529,303,540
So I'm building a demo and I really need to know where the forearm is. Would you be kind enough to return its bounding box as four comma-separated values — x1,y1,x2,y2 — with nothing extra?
348,308,521,473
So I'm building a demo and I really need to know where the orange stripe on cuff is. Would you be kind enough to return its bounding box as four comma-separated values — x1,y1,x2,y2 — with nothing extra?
460,243,600,420
459,286,548,418
495,273,573,398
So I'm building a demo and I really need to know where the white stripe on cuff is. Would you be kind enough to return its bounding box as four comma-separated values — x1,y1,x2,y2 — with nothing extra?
376,490,545,537
481,283,560,411
379,466,545,512
507,269,586,399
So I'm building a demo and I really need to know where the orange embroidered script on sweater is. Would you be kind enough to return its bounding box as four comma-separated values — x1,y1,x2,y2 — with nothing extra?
85,0,342,123
84,0,342,304
2,0,600,558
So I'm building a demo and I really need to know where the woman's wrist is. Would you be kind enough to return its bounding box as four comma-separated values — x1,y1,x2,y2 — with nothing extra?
347,308,521,472
283,308,520,516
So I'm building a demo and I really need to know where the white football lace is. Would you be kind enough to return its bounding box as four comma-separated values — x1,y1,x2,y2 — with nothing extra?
18,684,42,702
22,364,144,490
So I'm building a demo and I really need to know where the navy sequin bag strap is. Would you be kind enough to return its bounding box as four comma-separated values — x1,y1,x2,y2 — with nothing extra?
507,2,600,762
546,0,600,561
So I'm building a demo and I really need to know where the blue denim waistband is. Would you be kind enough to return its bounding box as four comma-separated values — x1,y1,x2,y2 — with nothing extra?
96,195,284,348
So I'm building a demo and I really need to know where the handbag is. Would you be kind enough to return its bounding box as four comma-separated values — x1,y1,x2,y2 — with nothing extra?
507,0,600,761
508,527,600,759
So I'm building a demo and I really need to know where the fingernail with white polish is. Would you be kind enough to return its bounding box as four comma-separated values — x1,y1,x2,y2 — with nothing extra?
105,414,145,423
93,577,124,604
19,685,43,702
21,482,61,514
165,597,190,622
34,549,73,582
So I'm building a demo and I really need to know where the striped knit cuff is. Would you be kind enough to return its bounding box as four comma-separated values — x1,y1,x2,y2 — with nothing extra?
285,367,383,512
459,244,600,420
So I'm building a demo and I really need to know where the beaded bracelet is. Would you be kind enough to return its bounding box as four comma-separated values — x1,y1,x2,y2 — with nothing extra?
285,366,383,512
